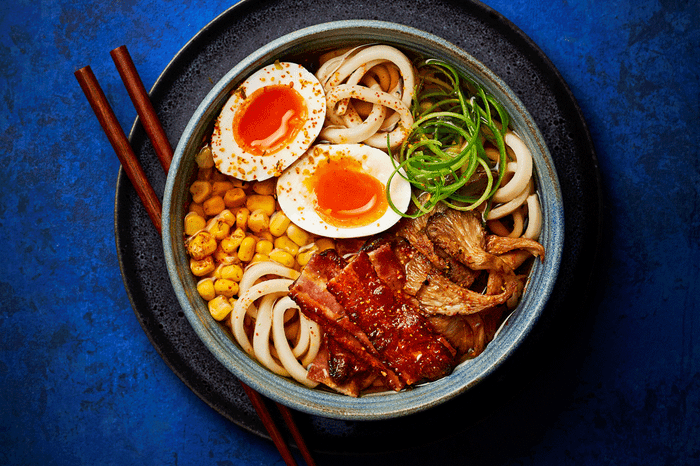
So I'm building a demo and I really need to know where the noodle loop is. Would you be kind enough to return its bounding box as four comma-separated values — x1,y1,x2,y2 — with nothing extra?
317,45,416,149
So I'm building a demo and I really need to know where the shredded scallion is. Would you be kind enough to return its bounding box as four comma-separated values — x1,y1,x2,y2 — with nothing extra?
387,59,510,219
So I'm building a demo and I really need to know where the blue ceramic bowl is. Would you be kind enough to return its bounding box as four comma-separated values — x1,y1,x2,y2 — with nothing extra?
162,20,564,420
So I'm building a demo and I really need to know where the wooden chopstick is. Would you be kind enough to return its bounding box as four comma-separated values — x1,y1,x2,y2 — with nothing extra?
276,402,317,465
74,65,163,234
239,383,301,466
109,46,173,172
75,48,316,466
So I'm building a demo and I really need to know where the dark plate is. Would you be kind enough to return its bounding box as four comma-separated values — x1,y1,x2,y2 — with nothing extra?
115,0,602,455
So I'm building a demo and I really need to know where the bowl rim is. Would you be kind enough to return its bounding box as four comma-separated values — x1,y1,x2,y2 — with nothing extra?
162,19,564,420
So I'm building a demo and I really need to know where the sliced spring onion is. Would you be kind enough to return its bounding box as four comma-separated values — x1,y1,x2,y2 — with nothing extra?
387,59,510,218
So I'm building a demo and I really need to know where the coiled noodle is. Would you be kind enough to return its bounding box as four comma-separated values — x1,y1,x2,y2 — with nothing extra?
316,45,416,149
229,262,321,387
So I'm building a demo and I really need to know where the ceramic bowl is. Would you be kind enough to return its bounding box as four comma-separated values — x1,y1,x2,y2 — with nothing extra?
162,20,564,420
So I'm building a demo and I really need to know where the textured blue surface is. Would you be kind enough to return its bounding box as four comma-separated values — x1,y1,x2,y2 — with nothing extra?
1,0,698,465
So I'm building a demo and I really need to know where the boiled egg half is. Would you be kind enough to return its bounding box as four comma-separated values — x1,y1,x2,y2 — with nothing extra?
276,144,412,238
211,62,326,181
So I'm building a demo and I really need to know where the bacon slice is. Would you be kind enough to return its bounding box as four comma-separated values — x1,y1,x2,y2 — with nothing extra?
289,250,404,393
327,251,456,385
363,237,406,293
305,337,380,397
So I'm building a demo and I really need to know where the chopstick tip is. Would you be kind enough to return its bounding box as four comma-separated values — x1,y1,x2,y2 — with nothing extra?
75,65,92,77
111,44,129,56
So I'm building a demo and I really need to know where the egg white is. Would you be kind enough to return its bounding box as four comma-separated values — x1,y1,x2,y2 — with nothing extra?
211,62,326,181
276,143,412,238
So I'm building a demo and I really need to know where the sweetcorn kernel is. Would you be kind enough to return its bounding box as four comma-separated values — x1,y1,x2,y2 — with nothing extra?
217,209,236,227
246,194,276,217
255,239,274,256
196,278,216,301
187,231,217,260
296,245,319,267
269,211,291,237
223,188,246,209
236,207,250,230
184,212,206,236
190,256,215,276
286,224,310,246
203,195,225,216
274,235,299,256
248,209,269,234
208,218,230,241
189,180,212,204
258,231,274,242
217,264,243,282
195,146,215,169
208,295,232,321
237,236,256,262
269,249,296,268
250,253,270,264
214,278,239,298
251,178,276,195
188,202,205,217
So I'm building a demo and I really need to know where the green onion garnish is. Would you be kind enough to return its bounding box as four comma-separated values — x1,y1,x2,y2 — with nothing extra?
387,59,510,218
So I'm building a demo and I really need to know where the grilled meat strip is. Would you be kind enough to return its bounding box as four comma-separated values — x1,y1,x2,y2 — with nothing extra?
305,336,381,397
327,250,456,385
288,250,404,393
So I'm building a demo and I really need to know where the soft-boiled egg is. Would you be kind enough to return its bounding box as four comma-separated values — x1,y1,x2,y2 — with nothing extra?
211,62,326,181
276,143,412,238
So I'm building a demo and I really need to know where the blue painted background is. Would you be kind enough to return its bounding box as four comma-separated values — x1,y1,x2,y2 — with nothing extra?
1,0,698,464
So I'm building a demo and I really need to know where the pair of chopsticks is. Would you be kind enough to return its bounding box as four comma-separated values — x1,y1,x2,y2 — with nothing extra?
75,45,316,466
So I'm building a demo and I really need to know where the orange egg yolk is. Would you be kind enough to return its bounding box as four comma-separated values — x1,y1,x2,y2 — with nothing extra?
310,157,388,228
233,84,307,156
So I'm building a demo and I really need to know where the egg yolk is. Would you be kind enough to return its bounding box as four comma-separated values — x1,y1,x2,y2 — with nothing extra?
233,84,307,156
310,157,388,228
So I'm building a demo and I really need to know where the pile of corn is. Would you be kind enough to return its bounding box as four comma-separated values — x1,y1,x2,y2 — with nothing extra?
183,146,334,322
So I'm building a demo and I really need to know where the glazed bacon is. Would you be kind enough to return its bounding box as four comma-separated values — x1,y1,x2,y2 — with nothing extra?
289,246,456,395
306,336,384,397
288,250,404,395
327,250,456,385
